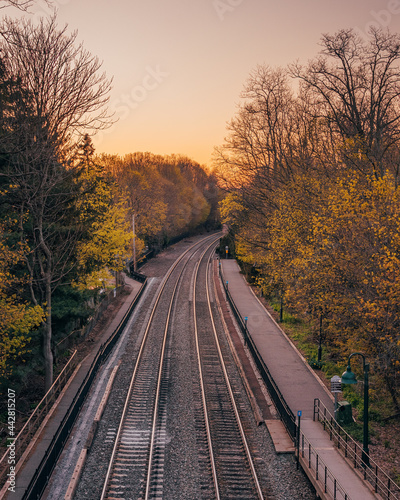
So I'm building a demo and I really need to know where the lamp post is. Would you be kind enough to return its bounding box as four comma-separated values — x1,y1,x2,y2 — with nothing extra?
341,352,370,467
317,313,323,363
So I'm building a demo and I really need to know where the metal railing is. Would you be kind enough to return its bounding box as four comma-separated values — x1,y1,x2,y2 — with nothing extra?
21,277,147,499
0,278,147,499
314,398,400,499
0,350,79,487
219,263,297,442
218,261,389,500
81,283,127,341
130,270,147,283
298,427,352,500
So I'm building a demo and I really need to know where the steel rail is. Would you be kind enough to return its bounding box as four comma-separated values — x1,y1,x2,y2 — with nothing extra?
193,244,265,499
193,243,221,500
144,253,183,498
206,253,264,499
100,234,219,500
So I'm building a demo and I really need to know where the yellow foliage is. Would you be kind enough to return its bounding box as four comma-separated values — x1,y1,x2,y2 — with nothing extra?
221,170,400,379
220,192,245,226
75,203,135,288
0,231,45,380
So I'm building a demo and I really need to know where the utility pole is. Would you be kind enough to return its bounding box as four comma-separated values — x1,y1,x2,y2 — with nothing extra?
132,214,137,273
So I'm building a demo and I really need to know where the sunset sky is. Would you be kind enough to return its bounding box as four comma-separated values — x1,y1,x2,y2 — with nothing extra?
9,0,400,167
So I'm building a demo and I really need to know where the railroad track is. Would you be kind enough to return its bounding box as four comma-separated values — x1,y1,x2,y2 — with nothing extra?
192,245,264,499
80,232,268,499
29,232,316,499
100,235,221,499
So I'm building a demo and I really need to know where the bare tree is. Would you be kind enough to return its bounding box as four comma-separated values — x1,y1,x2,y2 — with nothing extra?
215,66,291,191
1,15,113,157
1,0,34,10
213,64,318,228
290,28,400,179
0,0,51,11
0,15,113,390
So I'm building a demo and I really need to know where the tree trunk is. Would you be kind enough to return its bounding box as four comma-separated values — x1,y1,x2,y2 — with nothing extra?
43,271,53,391
384,373,400,413
38,221,54,391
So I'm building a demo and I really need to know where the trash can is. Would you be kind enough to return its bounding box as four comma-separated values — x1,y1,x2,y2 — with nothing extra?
337,401,353,425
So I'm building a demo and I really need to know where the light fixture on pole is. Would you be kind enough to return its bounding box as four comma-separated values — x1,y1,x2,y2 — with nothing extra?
341,352,370,467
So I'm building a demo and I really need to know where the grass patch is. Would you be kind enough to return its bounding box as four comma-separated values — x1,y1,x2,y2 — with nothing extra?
270,299,324,369
342,421,365,443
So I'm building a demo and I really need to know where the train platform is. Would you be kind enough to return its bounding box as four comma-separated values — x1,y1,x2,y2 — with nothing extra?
220,259,380,500
4,276,144,500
